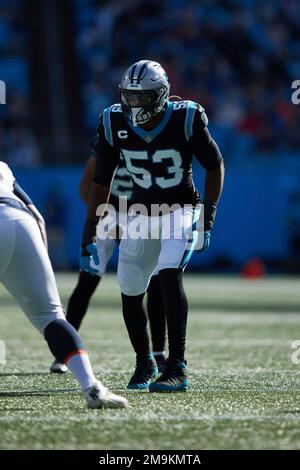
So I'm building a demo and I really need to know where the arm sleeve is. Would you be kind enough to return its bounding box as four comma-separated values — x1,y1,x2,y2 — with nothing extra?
189,107,223,171
93,115,120,186
13,181,33,205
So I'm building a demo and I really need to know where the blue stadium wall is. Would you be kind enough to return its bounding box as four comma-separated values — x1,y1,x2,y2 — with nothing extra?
14,163,291,272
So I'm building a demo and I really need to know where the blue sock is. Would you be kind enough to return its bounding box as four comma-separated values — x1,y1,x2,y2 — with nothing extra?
44,319,97,389
44,319,85,362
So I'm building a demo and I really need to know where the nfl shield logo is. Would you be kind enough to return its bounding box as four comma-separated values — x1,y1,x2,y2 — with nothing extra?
145,135,152,143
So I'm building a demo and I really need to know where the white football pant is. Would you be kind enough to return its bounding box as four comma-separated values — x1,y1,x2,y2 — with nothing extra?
117,206,201,296
0,204,65,333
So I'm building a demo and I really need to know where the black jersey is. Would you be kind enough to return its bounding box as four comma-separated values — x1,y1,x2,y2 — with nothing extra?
91,136,133,208
94,100,222,209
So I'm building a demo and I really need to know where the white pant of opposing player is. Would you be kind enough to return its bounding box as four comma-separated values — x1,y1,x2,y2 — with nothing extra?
117,206,201,296
0,205,65,333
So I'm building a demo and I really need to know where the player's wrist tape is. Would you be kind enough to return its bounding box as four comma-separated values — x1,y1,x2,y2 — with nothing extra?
81,219,97,252
204,200,217,231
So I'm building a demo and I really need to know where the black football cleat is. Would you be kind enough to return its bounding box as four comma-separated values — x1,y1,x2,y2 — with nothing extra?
127,353,158,390
149,359,189,392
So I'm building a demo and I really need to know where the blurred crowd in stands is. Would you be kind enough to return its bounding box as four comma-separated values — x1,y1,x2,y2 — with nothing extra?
1,0,299,167
0,0,40,167
75,0,300,160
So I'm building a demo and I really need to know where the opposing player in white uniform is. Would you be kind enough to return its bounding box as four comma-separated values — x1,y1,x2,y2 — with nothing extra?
0,161,128,409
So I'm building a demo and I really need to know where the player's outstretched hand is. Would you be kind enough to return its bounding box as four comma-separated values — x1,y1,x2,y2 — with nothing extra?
80,243,100,276
198,231,211,253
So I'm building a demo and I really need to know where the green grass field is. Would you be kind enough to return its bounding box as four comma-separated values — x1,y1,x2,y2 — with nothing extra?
0,273,300,450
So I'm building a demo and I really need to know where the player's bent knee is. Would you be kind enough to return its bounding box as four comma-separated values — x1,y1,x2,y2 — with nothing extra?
157,262,183,271
29,309,66,335
117,264,149,296
118,284,146,297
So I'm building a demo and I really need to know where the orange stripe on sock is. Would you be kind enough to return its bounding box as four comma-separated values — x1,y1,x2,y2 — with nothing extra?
64,349,87,365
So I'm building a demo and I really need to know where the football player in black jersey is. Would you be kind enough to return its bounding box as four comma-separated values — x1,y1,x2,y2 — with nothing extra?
80,60,224,392
50,140,167,374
